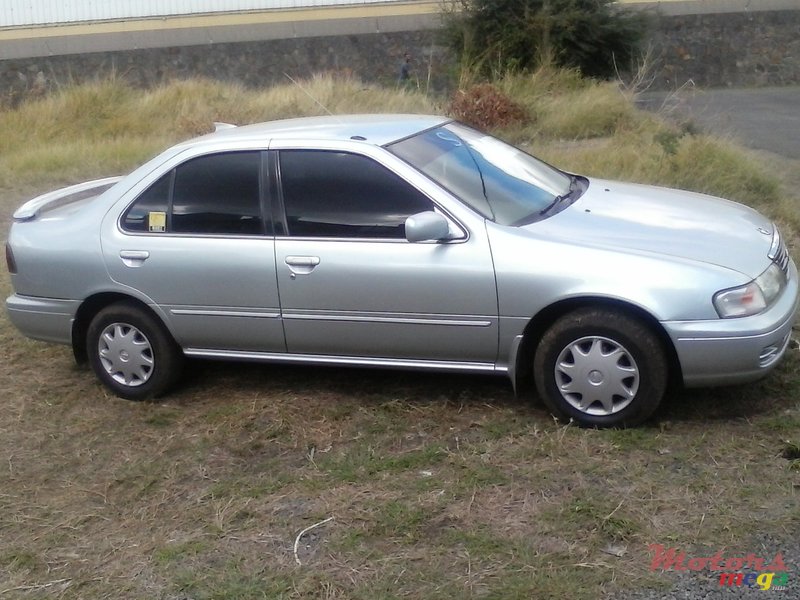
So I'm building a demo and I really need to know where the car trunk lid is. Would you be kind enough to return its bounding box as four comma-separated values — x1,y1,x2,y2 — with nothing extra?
13,177,122,222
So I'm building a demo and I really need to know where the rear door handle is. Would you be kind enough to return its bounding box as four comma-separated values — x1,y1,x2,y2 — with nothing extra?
285,255,320,276
120,250,150,267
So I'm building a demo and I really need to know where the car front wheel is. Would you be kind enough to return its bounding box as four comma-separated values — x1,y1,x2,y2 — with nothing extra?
533,308,667,427
86,301,183,400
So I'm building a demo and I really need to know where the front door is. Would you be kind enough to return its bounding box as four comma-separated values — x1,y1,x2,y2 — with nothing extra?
274,149,498,364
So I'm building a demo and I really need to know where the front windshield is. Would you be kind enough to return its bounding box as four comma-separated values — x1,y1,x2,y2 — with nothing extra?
388,123,574,225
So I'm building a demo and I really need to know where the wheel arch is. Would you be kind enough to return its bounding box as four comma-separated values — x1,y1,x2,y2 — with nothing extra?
513,296,682,393
71,292,173,364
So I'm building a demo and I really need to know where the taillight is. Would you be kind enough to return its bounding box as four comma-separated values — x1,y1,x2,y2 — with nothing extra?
5,243,17,274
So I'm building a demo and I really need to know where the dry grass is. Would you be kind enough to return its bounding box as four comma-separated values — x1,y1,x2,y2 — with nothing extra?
1,73,799,598
535,132,783,211
0,75,438,190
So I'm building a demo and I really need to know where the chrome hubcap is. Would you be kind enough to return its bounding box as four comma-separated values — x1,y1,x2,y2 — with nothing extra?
98,323,154,387
554,336,639,416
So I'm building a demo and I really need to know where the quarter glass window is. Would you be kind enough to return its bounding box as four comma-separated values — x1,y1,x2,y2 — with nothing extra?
121,173,170,232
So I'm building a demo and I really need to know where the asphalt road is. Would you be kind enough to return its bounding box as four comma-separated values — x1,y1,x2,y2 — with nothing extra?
638,86,800,160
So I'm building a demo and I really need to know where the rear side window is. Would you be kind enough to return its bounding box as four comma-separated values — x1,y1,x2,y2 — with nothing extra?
172,152,262,234
279,150,433,238
122,151,266,235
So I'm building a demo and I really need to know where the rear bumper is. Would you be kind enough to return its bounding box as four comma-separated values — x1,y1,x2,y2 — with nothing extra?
5,294,78,345
664,260,799,387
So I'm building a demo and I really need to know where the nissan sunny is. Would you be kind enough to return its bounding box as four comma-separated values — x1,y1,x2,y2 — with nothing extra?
5,115,798,427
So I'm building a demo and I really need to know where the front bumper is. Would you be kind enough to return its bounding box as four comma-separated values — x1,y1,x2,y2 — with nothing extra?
664,259,799,387
5,294,79,345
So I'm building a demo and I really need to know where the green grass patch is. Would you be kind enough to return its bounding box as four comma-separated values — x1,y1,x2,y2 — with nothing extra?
316,443,446,484
0,549,40,571
144,408,181,427
153,540,208,565
171,565,295,600
606,427,663,451
369,499,432,541
565,497,641,541
206,473,295,500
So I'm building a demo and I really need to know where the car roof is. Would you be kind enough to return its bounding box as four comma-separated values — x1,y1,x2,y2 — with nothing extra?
185,114,451,148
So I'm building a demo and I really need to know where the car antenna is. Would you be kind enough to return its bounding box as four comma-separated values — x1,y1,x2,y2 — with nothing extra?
283,73,340,121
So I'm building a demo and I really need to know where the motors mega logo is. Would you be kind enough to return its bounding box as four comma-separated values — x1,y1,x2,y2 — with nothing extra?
648,544,790,591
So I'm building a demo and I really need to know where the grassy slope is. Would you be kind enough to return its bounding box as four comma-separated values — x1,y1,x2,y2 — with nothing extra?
0,73,798,599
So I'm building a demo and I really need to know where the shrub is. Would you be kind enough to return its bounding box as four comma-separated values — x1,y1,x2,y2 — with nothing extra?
447,83,528,130
443,0,647,79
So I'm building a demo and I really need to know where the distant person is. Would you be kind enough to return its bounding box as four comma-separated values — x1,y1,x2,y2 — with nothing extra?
398,53,412,86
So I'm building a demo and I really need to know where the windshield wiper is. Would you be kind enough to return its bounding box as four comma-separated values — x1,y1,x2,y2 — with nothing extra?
537,193,567,216
538,175,577,216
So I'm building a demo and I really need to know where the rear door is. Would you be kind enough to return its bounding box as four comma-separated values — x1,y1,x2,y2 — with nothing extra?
102,150,285,353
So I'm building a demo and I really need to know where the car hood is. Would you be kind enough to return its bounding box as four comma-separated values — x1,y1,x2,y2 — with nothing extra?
528,179,774,279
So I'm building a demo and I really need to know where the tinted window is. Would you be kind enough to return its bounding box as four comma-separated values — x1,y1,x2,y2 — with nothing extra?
172,152,263,235
279,151,433,238
123,152,265,235
122,173,170,232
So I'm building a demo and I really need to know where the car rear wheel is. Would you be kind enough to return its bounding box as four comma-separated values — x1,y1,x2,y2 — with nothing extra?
533,308,667,427
87,302,183,400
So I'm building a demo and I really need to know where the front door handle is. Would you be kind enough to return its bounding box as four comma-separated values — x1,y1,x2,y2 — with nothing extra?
120,250,150,268
285,255,320,276
285,256,320,267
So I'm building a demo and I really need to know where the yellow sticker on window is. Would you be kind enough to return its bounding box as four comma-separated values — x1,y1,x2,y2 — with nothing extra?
148,211,166,232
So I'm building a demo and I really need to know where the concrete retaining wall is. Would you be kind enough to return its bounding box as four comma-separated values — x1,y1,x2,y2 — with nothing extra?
1,29,451,104
647,7,800,88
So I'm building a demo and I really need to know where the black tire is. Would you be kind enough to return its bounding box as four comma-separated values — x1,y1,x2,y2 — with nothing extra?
533,308,667,428
86,301,183,400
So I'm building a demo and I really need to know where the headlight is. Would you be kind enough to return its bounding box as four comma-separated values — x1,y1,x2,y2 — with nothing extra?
756,262,786,305
713,263,786,318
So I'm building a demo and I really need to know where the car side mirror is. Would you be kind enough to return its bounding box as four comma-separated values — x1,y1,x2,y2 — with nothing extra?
405,211,451,243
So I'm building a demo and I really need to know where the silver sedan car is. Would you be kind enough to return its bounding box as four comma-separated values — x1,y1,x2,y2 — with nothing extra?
5,115,798,427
